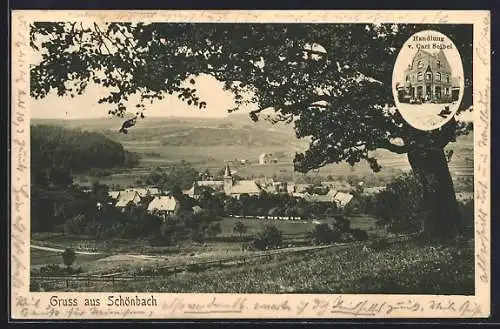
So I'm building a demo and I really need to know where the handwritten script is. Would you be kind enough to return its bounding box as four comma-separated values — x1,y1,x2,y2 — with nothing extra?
11,14,29,296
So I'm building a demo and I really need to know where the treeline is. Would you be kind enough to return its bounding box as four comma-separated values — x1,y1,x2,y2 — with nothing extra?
356,172,474,235
31,124,139,184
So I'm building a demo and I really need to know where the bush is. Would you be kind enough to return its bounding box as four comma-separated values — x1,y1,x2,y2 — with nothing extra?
351,228,369,241
311,224,337,244
372,173,424,234
253,225,283,250
35,263,84,275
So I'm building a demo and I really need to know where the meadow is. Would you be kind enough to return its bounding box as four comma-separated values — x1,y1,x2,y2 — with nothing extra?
39,239,474,295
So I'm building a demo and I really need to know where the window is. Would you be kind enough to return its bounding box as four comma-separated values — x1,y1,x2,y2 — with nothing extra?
417,72,423,81
446,74,450,83
406,75,410,82
436,72,441,81
426,72,432,80
417,60,423,68
436,60,441,68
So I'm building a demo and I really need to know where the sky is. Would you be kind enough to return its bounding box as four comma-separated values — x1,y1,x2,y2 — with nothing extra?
31,74,252,119
392,30,464,88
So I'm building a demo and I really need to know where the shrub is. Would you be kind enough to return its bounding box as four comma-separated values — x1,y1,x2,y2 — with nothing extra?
36,263,83,275
311,224,337,244
372,172,424,234
253,225,283,250
351,228,369,241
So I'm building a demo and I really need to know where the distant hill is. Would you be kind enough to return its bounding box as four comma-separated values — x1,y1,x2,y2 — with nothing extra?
31,114,306,150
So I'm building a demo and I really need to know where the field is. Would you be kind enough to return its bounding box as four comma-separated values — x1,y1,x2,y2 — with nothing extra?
29,115,475,293
33,238,474,295
32,115,473,189
30,213,381,277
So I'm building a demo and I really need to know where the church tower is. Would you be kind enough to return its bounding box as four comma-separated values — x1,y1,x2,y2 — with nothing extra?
223,162,234,195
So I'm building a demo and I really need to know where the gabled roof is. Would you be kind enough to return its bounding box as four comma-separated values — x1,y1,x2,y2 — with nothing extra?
115,191,141,208
197,180,224,187
147,195,180,212
147,187,161,195
362,186,386,196
230,180,262,195
333,192,354,208
303,193,332,203
108,191,121,200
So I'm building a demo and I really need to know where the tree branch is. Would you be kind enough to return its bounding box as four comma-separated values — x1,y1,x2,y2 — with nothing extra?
376,140,408,154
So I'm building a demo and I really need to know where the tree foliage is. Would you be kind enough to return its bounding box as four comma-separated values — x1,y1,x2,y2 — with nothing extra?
30,22,474,239
30,23,472,173
31,124,139,185
62,248,76,269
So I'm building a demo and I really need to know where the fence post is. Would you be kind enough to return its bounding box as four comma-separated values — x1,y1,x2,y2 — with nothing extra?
66,279,69,288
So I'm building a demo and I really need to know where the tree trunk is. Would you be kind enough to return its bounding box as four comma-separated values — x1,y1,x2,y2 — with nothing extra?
407,146,461,240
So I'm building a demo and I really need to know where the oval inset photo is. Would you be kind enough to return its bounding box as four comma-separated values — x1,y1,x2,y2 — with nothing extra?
392,30,464,131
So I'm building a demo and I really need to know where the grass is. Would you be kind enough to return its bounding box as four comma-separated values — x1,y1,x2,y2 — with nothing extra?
54,239,474,294
30,249,107,267
217,215,378,238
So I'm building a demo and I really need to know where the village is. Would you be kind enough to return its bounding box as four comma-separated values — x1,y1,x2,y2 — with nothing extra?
102,158,379,222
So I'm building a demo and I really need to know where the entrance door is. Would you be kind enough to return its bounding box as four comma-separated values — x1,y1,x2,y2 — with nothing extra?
416,86,423,99
435,86,441,100
425,84,432,101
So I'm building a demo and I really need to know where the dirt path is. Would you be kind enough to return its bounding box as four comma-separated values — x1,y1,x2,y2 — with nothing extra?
31,245,102,255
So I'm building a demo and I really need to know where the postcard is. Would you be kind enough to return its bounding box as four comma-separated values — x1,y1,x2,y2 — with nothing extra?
10,9,491,319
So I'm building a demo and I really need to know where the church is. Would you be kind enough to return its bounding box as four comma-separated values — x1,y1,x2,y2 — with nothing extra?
222,162,262,199
184,162,262,199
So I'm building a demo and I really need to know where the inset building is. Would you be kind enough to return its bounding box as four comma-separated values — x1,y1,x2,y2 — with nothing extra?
398,49,459,103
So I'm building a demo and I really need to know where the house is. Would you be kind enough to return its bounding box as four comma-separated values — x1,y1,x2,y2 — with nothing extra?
147,195,180,218
223,163,262,198
332,191,354,208
361,186,386,196
299,189,354,208
292,184,312,194
123,187,161,198
183,180,224,199
259,153,278,164
115,190,142,209
399,49,457,103
303,193,332,203
320,181,354,193
108,191,121,200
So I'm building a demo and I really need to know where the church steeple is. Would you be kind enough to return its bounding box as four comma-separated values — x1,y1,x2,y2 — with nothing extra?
223,162,233,195
224,162,232,178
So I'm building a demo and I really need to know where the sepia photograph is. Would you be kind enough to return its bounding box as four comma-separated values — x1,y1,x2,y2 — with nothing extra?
10,10,490,319
392,30,465,130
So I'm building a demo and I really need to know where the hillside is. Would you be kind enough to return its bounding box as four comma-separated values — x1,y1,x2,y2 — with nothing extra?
31,115,474,189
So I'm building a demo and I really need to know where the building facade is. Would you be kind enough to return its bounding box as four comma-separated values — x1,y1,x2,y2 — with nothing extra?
223,163,262,198
399,49,455,103
259,153,278,165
